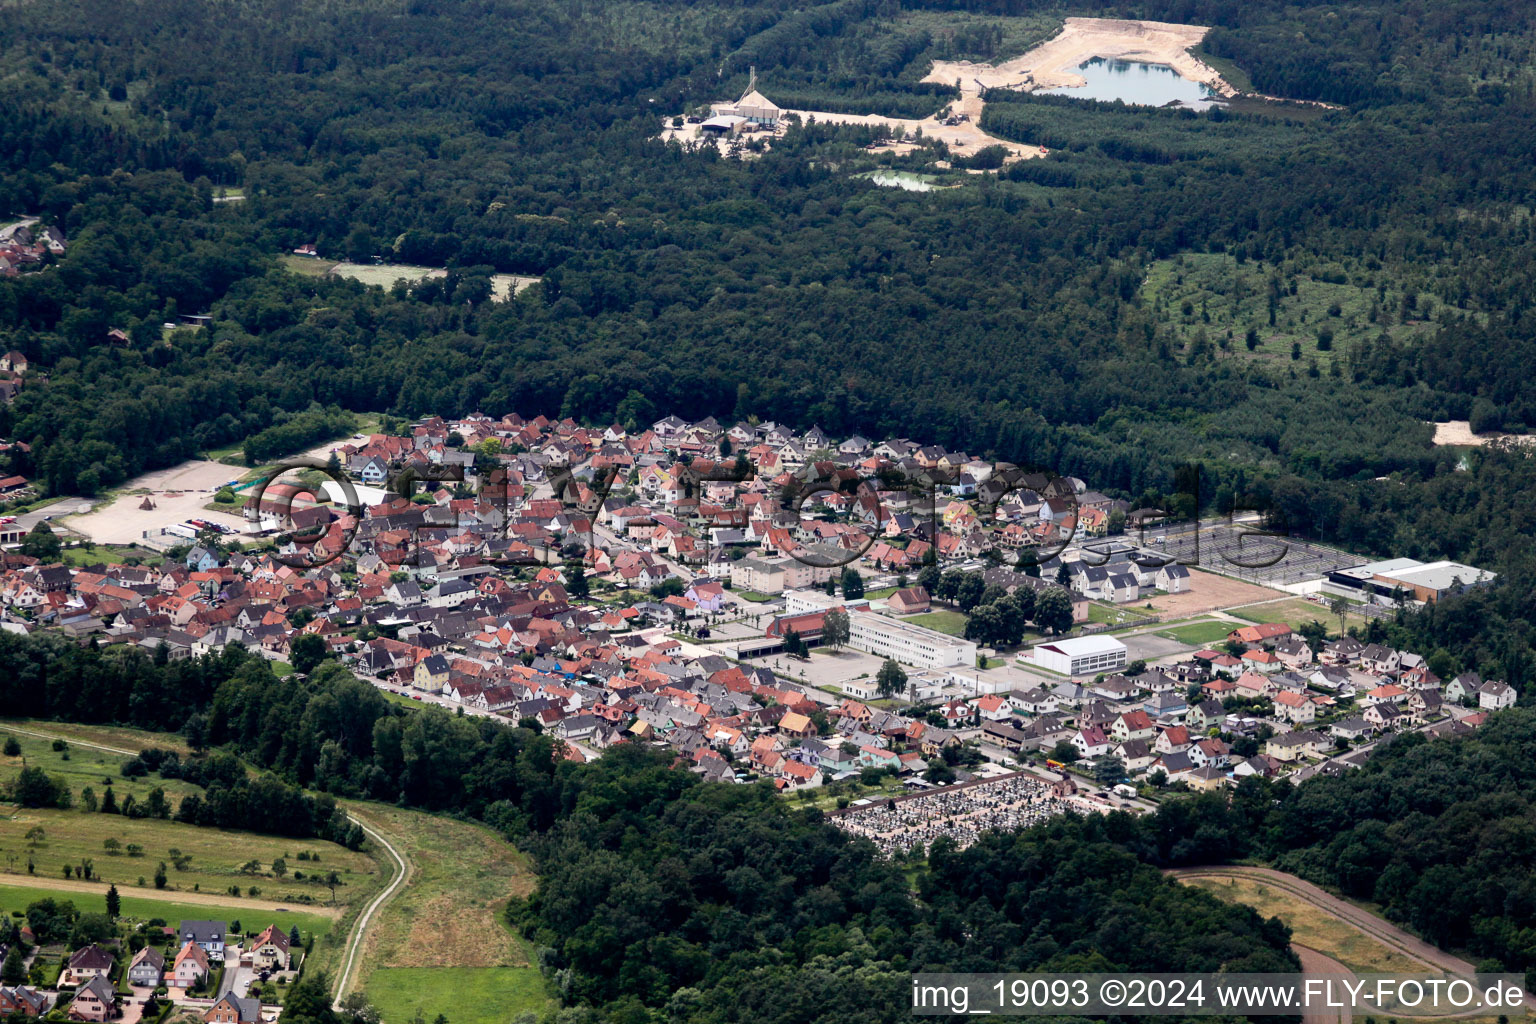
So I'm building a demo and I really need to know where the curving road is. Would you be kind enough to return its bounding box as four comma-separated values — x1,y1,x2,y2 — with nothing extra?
1173,866,1535,1016
1170,866,1477,977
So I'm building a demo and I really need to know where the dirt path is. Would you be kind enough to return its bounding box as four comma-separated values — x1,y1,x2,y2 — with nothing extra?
0,870,338,917
1175,868,1536,1017
331,814,411,1007
2,722,149,759
1294,945,1352,1024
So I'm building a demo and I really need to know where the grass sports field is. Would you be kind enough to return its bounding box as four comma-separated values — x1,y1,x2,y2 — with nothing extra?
904,610,967,636
1230,596,1367,632
1154,619,1237,646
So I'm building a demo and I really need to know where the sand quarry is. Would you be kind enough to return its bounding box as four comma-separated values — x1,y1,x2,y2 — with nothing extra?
666,18,1235,164
1429,420,1536,447
924,17,1232,99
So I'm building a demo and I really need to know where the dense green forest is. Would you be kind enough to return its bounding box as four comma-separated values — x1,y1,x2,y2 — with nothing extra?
6,0,1536,1017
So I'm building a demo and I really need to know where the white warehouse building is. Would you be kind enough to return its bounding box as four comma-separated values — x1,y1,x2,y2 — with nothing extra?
1028,635,1127,677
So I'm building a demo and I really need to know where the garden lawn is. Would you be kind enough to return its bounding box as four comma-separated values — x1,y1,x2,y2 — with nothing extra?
903,610,967,636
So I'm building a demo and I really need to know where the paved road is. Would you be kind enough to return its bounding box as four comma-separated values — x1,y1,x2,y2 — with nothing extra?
13,498,94,534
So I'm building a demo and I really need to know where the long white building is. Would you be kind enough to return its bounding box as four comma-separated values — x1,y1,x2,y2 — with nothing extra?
783,590,977,669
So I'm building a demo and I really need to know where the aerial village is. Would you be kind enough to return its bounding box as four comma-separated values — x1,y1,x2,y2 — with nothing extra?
0,412,1511,860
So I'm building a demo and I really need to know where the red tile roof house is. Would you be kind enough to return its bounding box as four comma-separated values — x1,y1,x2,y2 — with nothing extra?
886,586,931,615
172,941,210,988
1227,622,1292,645
250,924,292,971
203,994,261,1024
0,985,49,1017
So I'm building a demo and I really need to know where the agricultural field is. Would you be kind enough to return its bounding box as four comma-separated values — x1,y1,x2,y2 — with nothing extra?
347,803,548,1022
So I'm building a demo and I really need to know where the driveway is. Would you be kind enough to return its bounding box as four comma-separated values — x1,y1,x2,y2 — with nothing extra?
220,962,256,999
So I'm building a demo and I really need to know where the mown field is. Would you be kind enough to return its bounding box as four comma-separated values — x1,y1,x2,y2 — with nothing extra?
0,881,337,942
0,805,375,907
904,610,968,636
348,803,548,1023
1154,619,1237,646
0,723,203,805
363,967,547,1024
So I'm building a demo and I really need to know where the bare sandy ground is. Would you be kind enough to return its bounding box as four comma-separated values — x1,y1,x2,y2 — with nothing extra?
786,87,1046,161
1143,568,1285,618
1429,419,1536,447
64,460,248,545
925,17,1233,97
670,85,1046,162
668,17,1243,165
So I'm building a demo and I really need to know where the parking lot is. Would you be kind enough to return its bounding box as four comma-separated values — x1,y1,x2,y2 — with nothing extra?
62,459,248,544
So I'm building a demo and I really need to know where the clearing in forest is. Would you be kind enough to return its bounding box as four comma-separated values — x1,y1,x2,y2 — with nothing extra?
924,18,1233,97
